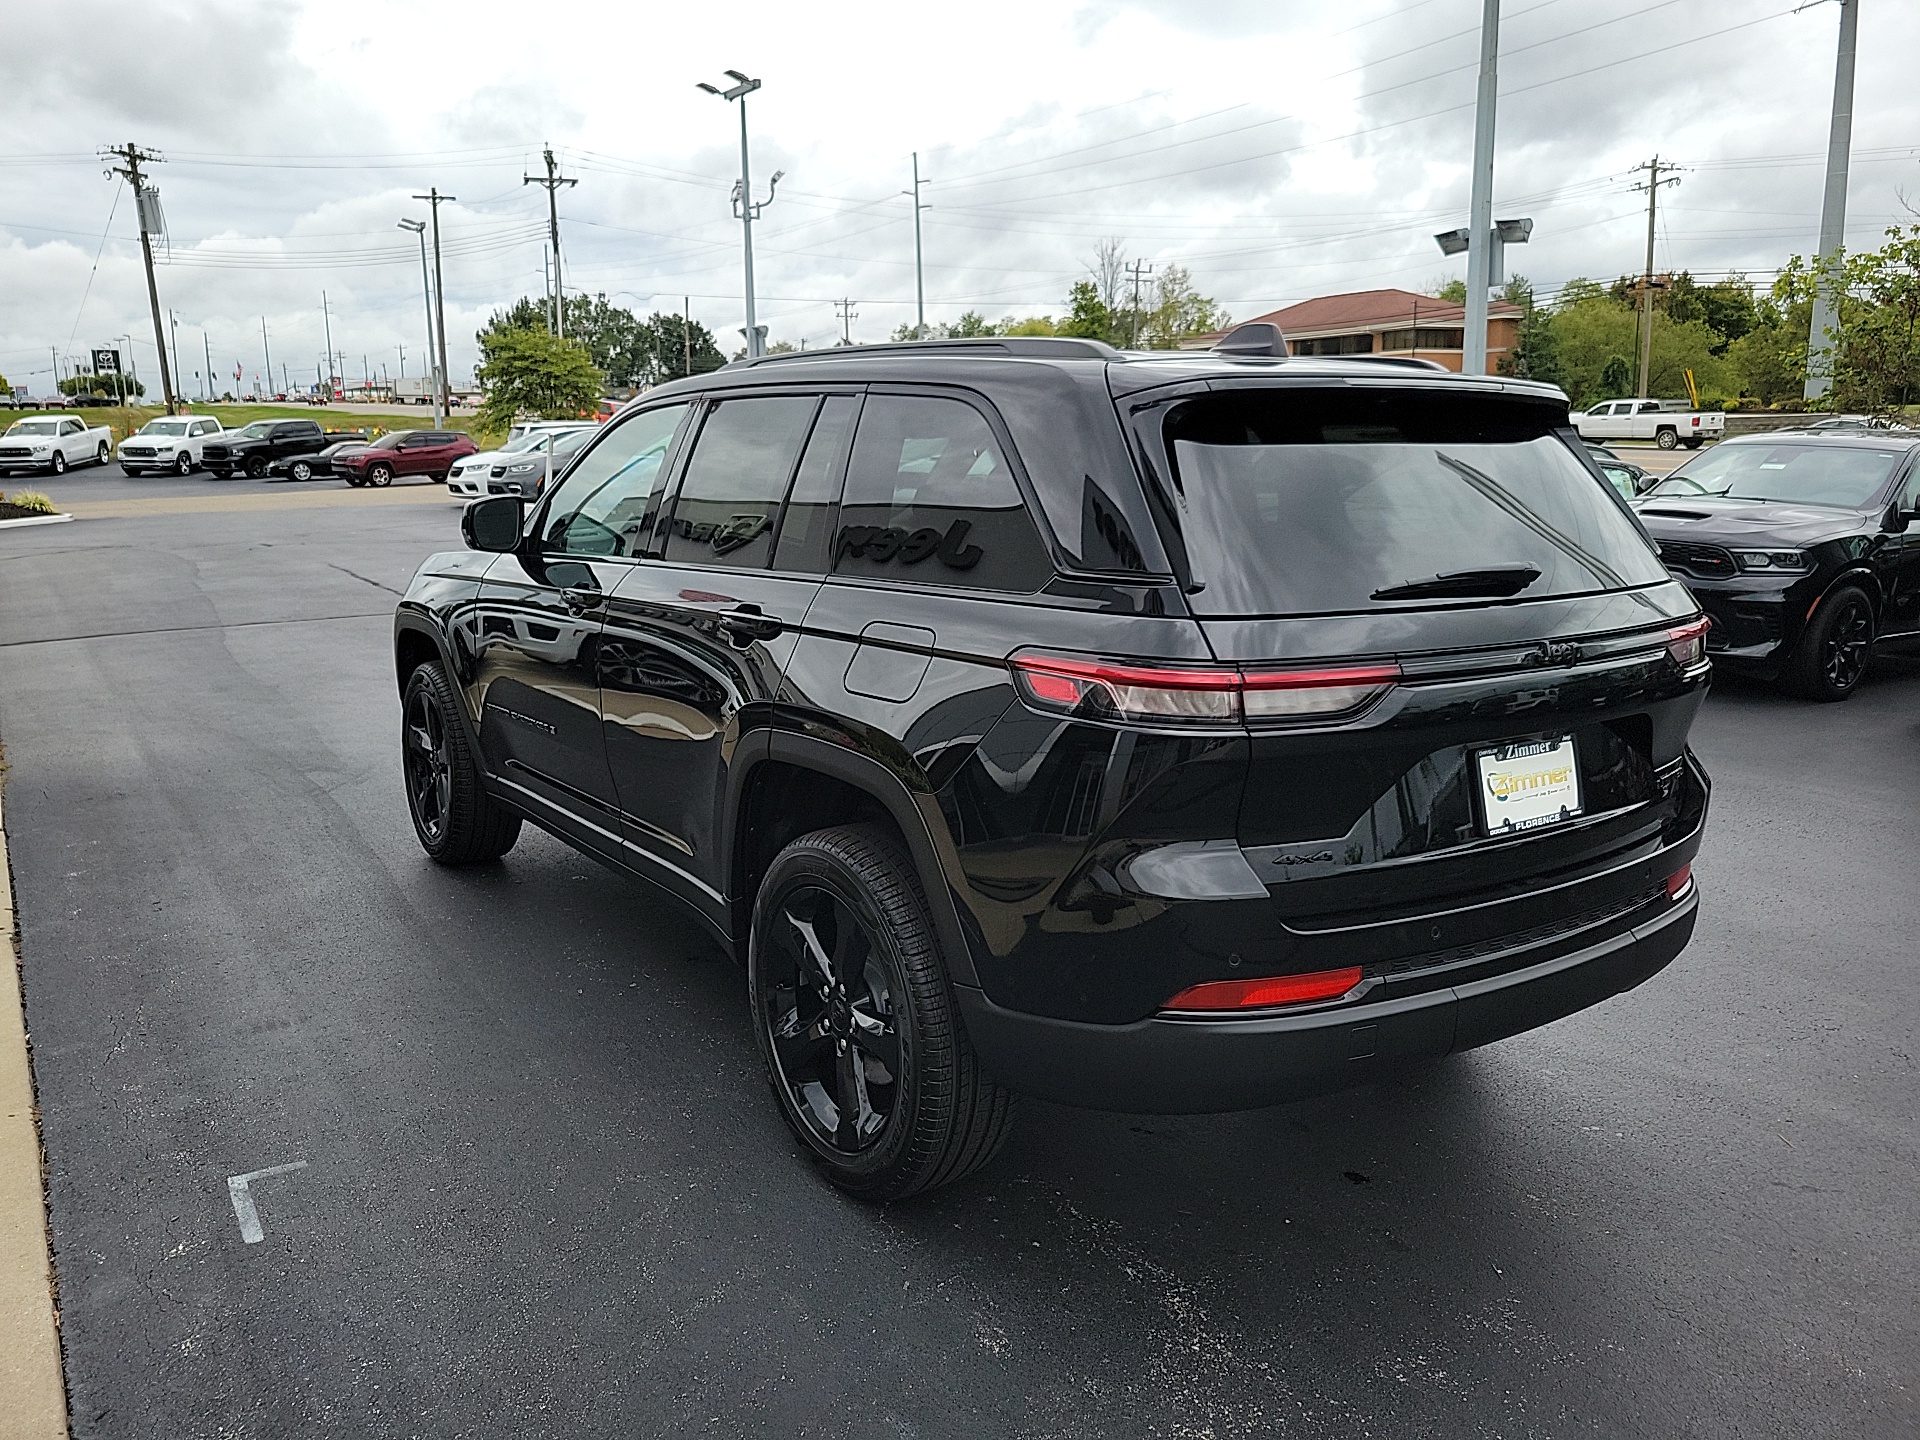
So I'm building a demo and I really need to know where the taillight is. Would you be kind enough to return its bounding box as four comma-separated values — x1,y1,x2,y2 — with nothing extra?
1666,863,1692,900
1163,965,1365,1013
1666,617,1709,668
1010,654,1399,726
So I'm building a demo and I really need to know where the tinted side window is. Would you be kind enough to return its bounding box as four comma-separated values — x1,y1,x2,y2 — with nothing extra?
772,395,858,574
834,394,1051,592
661,396,819,569
541,404,689,557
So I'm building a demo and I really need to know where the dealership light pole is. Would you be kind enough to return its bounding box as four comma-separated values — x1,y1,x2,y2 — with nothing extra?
1462,0,1501,375
905,154,930,339
1805,0,1859,401
398,218,444,429
411,189,455,423
698,71,781,358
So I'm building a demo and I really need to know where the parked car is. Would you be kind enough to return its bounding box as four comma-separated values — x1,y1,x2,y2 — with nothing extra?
202,419,328,478
266,434,373,481
1796,414,1915,434
447,426,594,499
117,415,224,475
1597,455,1657,499
334,428,477,487
1634,431,1920,699
0,414,113,475
1573,399,1724,449
393,336,1712,1199
506,419,594,445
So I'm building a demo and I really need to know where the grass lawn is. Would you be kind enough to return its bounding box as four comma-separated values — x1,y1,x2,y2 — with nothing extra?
24,404,490,444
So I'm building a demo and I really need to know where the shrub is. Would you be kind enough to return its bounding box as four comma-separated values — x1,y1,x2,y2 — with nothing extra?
3,491,56,514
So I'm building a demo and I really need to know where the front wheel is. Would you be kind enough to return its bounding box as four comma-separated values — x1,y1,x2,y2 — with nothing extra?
367,463,394,487
49,451,67,476
174,450,194,475
1782,586,1874,701
401,663,521,863
749,825,1015,1200
1655,427,1679,450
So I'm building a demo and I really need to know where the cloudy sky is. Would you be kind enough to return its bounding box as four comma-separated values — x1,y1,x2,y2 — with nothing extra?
3,0,1915,397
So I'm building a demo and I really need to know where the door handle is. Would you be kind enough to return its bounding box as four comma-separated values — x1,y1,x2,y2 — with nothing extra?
717,604,783,643
561,586,605,616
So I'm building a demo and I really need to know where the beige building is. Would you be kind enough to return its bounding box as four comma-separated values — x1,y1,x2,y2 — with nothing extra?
1194,288,1525,373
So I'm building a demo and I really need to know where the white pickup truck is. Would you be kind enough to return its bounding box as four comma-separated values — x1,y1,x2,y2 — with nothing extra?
0,414,114,476
1571,399,1724,450
117,415,224,475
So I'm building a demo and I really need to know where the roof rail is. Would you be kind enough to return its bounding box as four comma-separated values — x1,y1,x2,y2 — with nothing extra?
738,336,1121,367
1334,355,1451,372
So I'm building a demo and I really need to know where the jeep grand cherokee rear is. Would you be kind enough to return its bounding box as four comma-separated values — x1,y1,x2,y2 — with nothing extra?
396,339,1709,1199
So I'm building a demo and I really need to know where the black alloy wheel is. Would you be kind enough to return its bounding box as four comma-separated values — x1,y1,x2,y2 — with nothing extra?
289,460,313,481
1785,585,1874,701
749,825,1014,1200
245,455,269,478
174,450,194,475
49,451,66,476
368,463,394,487
400,663,521,863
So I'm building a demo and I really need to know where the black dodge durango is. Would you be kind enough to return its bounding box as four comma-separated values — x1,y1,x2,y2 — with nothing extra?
394,335,1711,1198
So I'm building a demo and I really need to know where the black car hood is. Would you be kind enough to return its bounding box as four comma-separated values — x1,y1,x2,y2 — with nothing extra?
1632,495,1877,548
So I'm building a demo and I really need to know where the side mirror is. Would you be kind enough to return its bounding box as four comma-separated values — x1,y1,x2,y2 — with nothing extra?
462,495,524,553
1885,502,1911,535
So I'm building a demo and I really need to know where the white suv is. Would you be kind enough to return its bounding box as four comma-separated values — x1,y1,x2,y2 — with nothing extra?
118,416,223,475
448,425,594,499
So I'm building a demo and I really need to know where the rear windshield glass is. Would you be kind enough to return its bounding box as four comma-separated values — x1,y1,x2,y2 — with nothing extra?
1154,388,1668,616
1648,441,1901,507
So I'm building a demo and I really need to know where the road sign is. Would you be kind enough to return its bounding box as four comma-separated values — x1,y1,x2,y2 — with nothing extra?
93,348,121,374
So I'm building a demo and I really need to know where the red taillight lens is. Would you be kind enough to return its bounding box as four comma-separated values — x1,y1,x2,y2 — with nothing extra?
1163,965,1365,1013
1009,655,1399,726
1666,863,1692,900
1666,617,1710,668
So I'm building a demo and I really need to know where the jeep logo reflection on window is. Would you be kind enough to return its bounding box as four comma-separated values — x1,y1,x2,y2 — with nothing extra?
674,512,770,555
834,518,983,571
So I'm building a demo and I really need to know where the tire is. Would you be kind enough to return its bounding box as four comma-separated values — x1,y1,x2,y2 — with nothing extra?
49,451,66,476
1781,585,1874,701
400,663,521,864
289,460,313,481
209,467,230,480
121,466,142,477
368,463,394,487
174,450,194,475
749,824,1015,1200
1655,427,1679,450
245,455,268,478
1683,437,1704,449
96,441,110,466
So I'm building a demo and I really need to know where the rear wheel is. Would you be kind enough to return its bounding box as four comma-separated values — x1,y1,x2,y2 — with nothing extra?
749,824,1015,1200
96,441,110,466
368,463,394,487
1655,427,1679,450
1683,436,1704,449
1782,585,1874,701
289,460,313,481
401,662,521,863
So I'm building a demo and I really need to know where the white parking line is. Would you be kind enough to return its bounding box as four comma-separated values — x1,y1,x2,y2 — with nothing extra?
226,1161,308,1244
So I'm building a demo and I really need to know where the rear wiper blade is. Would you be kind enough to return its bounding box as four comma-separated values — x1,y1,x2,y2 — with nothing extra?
1370,565,1542,601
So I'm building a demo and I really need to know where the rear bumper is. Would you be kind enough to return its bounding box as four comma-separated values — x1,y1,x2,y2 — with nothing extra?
956,887,1697,1113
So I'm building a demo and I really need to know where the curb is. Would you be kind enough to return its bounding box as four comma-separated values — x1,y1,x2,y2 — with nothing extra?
0,783,70,1438
0,515,73,531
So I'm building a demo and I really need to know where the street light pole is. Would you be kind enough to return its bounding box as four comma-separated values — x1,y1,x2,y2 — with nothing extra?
905,154,930,339
1462,0,1501,375
699,71,780,358
399,219,444,429
411,189,455,423
1805,0,1859,402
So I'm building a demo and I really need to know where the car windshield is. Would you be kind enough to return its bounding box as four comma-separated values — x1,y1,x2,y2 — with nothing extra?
139,420,190,436
1154,388,1669,616
6,420,60,435
236,422,274,438
1649,443,1901,507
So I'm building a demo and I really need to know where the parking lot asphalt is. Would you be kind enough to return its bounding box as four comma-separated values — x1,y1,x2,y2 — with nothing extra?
0,491,1915,1439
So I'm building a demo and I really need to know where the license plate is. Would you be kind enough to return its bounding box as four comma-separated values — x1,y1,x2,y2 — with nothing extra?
1475,737,1582,836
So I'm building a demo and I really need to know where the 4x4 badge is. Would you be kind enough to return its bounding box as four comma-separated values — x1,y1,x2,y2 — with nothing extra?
835,517,983,571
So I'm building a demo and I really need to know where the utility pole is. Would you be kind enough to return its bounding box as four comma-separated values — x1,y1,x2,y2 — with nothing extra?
397,342,406,379
410,190,455,424
260,318,274,401
1630,156,1682,398
399,218,444,428
524,146,577,339
321,290,336,401
1463,0,1501,375
684,296,693,378
1806,0,1859,401
203,332,214,402
700,72,779,358
905,153,930,339
1125,258,1155,347
836,297,858,346
100,143,178,413
168,310,182,409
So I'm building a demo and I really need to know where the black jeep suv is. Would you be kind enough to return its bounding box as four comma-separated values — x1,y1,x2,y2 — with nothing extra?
393,336,1712,1198
203,418,327,478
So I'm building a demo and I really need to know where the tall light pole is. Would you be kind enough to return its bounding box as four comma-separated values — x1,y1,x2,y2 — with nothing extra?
1805,0,1859,402
260,317,273,401
698,71,781,358
203,332,214,403
905,154,930,339
399,218,444,429
1463,0,1502,375
411,189,455,423
321,290,337,401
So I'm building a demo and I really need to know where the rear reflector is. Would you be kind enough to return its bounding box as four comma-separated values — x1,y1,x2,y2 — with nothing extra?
1011,653,1398,727
1666,617,1710,668
1163,965,1365,1013
1666,863,1692,900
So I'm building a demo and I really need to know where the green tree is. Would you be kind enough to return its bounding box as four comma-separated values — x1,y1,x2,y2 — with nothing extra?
1430,278,1468,304
1059,280,1121,344
1778,224,1920,413
474,327,603,433
59,372,142,398
1138,265,1231,349
1000,315,1057,336
1546,292,1732,407
948,311,998,337
634,311,724,381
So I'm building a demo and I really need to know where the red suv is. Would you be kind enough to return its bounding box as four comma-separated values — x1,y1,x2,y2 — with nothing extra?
335,429,477,487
